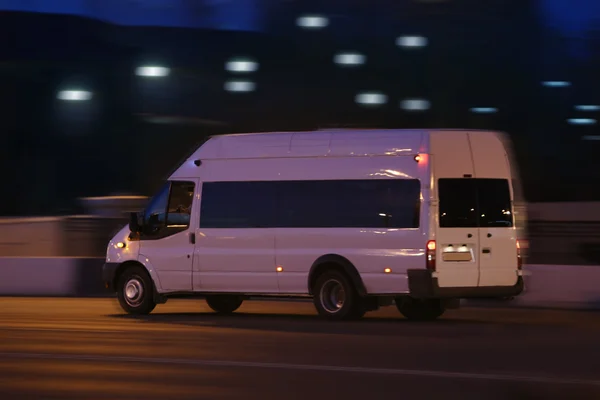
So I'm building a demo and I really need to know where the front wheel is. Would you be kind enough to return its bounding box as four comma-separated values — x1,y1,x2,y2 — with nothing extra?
116,266,157,315
395,297,445,321
206,295,244,314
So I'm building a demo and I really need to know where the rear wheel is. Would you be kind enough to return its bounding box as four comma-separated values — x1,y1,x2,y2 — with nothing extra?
395,297,445,321
116,266,157,315
313,270,365,320
206,295,244,314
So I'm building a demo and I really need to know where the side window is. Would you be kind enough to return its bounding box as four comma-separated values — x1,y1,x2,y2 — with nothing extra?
277,180,335,228
166,181,195,227
143,181,195,237
199,179,420,229
477,179,513,228
144,182,170,229
279,179,421,228
438,179,478,228
200,181,277,228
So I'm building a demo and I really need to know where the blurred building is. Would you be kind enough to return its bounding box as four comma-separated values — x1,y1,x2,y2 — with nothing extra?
0,0,599,216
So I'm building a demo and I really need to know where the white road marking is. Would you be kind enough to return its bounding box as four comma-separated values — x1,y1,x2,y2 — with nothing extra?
0,352,598,386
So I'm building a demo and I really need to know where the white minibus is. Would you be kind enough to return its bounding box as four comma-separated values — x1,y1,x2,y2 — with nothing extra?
103,129,526,320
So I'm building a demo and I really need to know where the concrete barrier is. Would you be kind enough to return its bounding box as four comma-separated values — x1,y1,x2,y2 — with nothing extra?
0,257,106,297
470,264,600,310
0,216,127,257
0,258,598,309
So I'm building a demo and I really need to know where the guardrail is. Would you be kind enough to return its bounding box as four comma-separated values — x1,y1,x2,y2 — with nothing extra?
0,257,597,310
527,220,600,265
0,217,599,264
0,257,106,297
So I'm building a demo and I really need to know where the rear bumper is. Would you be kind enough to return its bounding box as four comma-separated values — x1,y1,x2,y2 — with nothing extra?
407,269,524,299
102,262,120,292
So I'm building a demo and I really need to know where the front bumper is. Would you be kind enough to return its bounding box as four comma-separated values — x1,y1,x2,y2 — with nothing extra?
408,269,524,299
102,262,120,292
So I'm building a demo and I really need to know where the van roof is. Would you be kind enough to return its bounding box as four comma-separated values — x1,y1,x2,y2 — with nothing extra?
188,129,501,161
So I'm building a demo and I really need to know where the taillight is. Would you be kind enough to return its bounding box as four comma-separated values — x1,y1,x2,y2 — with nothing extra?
426,240,436,271
516,240,522,270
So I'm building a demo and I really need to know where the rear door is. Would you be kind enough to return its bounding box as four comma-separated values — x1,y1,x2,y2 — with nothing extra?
437,178,518,288
430,132,479,288
437,179,479,288
476,179,518,287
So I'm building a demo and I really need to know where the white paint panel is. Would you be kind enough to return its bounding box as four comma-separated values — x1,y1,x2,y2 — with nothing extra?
184,129,426,161
218,133,293,159
430,131,475,178
467,132,510,178
289,132,332,157
193,228,278,293
329,130,423,157
200,156,424,182
478,227,519,286
360,273,410,294
275,228,425,295
138,179,200,292
139,229,194,292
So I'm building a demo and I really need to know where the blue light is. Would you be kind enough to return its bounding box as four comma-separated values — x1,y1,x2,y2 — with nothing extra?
575,105,600,111
542,81,571,87
567,118,596,125
470,107,498,114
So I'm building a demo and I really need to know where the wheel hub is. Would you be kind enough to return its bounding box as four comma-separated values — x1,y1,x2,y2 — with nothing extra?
320,279,346,313
124,278,144,307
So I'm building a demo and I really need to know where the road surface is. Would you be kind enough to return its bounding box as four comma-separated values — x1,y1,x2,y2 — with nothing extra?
0,298,598,399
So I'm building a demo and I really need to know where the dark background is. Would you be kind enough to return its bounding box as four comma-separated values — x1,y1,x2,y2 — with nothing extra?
1,0,599,216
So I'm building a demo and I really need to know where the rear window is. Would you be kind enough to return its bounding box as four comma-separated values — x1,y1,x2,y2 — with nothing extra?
438,179,478,228
438,178,513,228
477,179,513,228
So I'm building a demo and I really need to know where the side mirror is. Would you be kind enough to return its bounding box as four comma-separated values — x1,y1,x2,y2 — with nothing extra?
129,212,142,233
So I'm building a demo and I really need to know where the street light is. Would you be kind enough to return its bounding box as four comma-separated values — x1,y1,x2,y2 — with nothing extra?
396,35,428,48
296,15,329,29
355,92,387,106
334,52,366,66
225,80,256,92
57,90,92,101
575,105,600,112
401,99,430,111
567,118,596,125
136,66,170,77
225,58,259,73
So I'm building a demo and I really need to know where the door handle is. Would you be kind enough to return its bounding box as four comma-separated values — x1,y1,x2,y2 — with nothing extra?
482,248,491,254
189,232,196,244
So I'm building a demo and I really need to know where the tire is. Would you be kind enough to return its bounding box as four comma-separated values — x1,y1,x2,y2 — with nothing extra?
116,266,157,315
206,295,244,314
395,297,445,321
313,270,365,321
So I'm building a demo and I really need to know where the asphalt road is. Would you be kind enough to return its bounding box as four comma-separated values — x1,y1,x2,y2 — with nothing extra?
0,298,598,400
